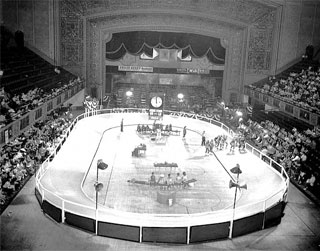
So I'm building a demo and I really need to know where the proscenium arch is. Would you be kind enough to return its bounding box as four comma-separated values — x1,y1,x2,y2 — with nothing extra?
85,12,247,102
101,26,230,98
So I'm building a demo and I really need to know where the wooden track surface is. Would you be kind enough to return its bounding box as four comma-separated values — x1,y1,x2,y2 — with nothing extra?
40,113,284,223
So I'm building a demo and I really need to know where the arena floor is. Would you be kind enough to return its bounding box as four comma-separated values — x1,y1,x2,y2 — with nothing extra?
39,112,284,223
1,112,319,250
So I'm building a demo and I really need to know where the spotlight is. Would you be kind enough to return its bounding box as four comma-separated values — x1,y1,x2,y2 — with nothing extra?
236,111,243,116
177,93,184,99
126,90,133,97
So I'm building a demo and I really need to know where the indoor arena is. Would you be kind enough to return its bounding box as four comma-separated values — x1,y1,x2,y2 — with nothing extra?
1,0,320,250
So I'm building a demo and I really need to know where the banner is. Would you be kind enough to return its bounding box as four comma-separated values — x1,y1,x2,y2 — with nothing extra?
177,68,210,74
118,65,153,72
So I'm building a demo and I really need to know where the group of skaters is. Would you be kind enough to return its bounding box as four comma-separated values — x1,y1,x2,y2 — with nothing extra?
149,171,190,189
136,123,173,133
200,131,246,155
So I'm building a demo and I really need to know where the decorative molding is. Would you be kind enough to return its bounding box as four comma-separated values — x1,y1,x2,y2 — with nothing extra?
65,0,274,25
61,43,83,65
102,30,112,42
247,10,276,74
60,0,84,67
229,32,244,90
60,18,83,42
86,13,241,91
220,38,229,49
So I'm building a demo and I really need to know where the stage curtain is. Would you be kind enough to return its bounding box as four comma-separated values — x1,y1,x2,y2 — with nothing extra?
106,31,225,64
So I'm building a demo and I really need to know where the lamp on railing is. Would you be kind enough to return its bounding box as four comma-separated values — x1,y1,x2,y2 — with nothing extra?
220,101,228,118
94,159,108,234
229,164,247,238
177,93,184,112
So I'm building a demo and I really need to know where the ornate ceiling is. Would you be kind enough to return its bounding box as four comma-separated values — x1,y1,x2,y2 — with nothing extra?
63,0,276,25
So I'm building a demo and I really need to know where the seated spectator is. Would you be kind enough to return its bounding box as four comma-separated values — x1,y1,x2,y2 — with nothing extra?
0,109,73,213
0,77,82,126
304,173,317,191
252,65,320,113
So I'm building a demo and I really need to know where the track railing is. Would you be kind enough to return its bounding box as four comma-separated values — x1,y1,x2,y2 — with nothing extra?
35,108,289,242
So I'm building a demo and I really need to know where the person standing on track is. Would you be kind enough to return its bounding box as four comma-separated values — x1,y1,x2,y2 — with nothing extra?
120,118,123,132
183,126,187,138
201,131,206,146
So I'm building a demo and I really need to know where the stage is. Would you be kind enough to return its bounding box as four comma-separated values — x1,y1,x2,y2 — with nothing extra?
36,110,288,243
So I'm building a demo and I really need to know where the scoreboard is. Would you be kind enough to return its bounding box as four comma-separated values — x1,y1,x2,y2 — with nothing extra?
149,109,163,120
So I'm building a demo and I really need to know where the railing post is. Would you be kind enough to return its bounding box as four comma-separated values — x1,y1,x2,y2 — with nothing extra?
187,225,190,244
140,226,142,243
95,209,98,235
61,200,65,223
42,189,44,202
262,200,267,229
229,218,234,239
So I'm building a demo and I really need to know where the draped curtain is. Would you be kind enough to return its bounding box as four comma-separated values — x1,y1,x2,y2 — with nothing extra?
106,31,225,64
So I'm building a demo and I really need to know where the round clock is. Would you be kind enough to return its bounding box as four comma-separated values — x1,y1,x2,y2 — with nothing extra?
150,96,163,108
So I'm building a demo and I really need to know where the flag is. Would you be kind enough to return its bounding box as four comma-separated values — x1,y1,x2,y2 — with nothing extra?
103,95,110,102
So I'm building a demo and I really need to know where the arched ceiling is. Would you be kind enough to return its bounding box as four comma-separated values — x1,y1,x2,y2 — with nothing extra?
63,0,277,26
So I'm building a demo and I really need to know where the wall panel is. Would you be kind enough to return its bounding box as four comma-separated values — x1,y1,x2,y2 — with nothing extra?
1,0,18,31
277,2,301,69
18,0,33,44
34,0,50,57
297,3,316,55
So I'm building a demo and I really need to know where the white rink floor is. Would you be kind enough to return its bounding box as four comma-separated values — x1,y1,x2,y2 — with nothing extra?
40,113,285,226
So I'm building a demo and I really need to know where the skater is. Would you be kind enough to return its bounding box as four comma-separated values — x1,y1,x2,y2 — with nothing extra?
205,140,210,155
230,139,236,154
183,126,187,138
120,118,123,132
182,171,188,188
201,131,206,146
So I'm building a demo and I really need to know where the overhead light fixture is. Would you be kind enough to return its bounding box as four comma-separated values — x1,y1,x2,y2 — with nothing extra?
177,93,184,99
126,90,133,97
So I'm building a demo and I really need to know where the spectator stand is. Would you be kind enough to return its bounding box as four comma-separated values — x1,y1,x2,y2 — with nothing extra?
230,117,320,206
0,108,74,214
0,79,84,148
245,62,320,127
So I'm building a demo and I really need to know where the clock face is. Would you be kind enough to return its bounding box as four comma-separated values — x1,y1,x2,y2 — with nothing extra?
150,96,163,108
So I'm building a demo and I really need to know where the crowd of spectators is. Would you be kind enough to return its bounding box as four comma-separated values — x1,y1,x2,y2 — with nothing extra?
0,77,82,128
254,66,320,113
0,109,73,213
237,118,320,195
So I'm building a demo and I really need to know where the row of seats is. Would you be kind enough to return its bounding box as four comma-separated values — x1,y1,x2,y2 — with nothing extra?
0,110,73,214
0,30,80,128
237,117,320,200
249,60,320,114
252,110,313,133
0,47,75,95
